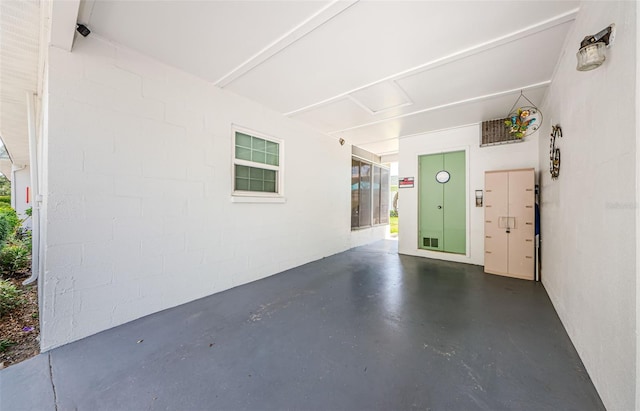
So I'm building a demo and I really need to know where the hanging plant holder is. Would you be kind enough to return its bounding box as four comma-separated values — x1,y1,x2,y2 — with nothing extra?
504,91,543,139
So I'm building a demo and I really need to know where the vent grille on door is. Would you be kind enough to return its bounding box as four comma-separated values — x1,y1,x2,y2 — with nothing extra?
423,238,439,247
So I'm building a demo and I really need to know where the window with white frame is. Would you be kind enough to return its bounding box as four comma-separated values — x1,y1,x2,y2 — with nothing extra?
233,128,282,196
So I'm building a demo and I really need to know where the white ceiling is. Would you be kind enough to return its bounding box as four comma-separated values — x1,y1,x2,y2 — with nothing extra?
84,0,579,155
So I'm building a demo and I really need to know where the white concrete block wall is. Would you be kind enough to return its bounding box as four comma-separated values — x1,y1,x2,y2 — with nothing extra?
398,124,539,265
42,35,383,350
538,2,637,409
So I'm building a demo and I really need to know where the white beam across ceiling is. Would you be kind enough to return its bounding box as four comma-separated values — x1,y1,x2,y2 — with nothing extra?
284,7,578,118
215,0,359,88
50,0,81,51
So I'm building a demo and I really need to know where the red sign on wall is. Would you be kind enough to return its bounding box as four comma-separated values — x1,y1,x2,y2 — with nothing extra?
399,177,414,188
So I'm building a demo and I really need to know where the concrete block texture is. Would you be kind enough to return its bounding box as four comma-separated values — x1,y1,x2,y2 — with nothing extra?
42,35,371,351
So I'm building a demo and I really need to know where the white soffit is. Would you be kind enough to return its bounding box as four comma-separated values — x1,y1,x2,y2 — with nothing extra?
0,0,41,167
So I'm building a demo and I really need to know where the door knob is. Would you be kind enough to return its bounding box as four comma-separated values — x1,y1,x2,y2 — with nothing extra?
437,205,442,209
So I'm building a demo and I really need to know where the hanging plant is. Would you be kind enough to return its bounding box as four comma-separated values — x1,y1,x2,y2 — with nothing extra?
504,91,543,139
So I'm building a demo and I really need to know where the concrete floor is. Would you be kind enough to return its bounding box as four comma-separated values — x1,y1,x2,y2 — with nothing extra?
1,240,604,411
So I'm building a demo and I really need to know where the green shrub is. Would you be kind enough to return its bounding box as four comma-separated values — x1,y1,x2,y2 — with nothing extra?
13,229,32,252
390,210,398,218
0,196,10,205
0,244,30,277
0,339,15,352
0,279,22,317
0,207,19,245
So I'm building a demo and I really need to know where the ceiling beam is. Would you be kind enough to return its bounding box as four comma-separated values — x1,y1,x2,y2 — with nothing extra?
50,0,81,51
214,0,359,88
285,7,579,118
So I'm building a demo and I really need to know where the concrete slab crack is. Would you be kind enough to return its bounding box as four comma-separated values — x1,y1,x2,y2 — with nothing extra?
48,353,59,411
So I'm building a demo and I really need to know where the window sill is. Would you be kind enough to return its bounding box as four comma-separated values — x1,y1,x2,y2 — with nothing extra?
231,195,286,204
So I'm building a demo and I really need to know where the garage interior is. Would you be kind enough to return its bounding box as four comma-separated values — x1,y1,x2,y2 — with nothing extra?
0,1,638,410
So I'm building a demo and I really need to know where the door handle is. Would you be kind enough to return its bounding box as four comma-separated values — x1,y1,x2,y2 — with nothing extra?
437,205,442,209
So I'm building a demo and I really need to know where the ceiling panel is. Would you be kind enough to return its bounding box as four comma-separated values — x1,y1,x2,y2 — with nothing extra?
293,21,570,138
349,80,412,113
87,0,333,83
334,87,548,146
395,22,571,113
225,1,578,113
290,97,372,133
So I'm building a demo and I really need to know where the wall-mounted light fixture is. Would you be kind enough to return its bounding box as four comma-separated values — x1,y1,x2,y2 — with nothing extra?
576,24,615,71
475,190,483,207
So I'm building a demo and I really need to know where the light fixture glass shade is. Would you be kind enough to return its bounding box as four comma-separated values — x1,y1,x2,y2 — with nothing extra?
576,42,606,71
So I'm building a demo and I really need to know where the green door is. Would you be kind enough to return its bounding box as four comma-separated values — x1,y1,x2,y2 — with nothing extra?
419,154,444,251
419,151,466,254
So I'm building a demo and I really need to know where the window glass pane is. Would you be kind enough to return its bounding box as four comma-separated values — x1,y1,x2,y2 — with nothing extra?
235,177,249,191
351,159,360,229
235,165,250,178
264,181,276,192
235,165,278,193
359,162,372,227
373,166,381,225
235,147,252,161
236,132,252,148
380,168,390,224
266,141,279,154
252,151,266,164
264,169,276,182
266,154,279,166
249,167,264,179
249,180,264,192
252,137,266,151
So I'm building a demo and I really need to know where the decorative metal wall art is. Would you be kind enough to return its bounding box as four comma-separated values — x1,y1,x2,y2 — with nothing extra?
504,91,543,138
549,125,562,179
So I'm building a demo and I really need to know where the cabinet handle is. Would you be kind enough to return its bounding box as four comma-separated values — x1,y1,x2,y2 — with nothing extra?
485,220,492,223
526,189,533,191
485,236,492,239
526,239,533,242
525,222,533,225
525,256,533,259
486,251,492,254
525,205,533,208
